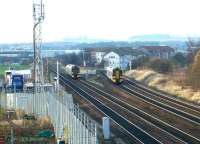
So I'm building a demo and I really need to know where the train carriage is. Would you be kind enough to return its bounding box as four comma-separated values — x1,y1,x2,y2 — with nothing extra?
106,67,123,84
65,64,80,79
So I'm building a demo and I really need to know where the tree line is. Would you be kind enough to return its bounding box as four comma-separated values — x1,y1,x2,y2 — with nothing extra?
131,52,187,73
51,52,92,66
131,44,200,90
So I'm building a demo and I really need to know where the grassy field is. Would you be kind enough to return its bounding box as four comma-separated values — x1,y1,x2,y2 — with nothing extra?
0,64,30,77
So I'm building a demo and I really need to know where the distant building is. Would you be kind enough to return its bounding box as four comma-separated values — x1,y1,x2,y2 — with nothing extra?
92,51,106,64
14,70,32,81
104,51,135,70
5,69,31,84
86,47,142,69
104,51,120,69
120,55,133,70
140,46,175,59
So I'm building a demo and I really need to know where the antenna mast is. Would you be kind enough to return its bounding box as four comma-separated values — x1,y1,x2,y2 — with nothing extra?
33,0,45,93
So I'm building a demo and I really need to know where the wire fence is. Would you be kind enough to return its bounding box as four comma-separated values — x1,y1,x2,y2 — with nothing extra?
0,87,98,144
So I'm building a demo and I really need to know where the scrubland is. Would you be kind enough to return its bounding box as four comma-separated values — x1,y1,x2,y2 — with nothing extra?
125,69,200,104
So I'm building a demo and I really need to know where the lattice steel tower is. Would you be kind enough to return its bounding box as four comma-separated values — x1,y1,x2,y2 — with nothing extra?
33,0,45,93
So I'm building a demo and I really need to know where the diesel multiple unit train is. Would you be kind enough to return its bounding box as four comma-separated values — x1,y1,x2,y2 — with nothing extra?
106,66,123,84
65,64,80,79
65,64,123,84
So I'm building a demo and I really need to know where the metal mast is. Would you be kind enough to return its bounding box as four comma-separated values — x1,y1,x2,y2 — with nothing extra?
33,0,45,93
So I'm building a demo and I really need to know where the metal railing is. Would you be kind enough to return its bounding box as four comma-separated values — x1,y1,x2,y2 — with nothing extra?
0,87,98,144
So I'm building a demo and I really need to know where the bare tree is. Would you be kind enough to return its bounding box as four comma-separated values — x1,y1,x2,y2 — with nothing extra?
186,37,200,64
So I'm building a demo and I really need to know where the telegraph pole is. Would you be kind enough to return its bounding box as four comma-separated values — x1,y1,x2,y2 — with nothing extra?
57,60,59,94
129,60,132,71
33,0,45,93
82,48,86,67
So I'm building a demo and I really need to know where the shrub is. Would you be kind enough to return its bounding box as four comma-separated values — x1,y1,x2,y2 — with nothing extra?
147,58,173,73
171,52,187,67
187,50,200,89
131,56,149,69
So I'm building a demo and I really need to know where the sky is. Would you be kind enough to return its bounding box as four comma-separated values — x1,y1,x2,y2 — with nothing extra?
0,0,200,43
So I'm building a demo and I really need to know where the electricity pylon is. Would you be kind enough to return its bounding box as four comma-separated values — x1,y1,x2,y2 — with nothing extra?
33,0,45,93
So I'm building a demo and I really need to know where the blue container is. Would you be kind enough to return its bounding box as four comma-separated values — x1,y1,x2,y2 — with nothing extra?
11,74,24,91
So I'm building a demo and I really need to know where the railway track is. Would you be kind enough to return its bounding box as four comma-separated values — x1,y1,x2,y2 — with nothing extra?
49,68,164,143
125,78,200,116
50,69,200,143
56,73,161,144
80,79,200,144
69,87,138,144
122,79,200,125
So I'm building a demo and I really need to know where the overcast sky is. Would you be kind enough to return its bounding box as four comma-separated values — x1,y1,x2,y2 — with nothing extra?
0,0,200,43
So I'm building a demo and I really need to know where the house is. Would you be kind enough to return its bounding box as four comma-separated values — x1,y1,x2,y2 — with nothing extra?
140,46,175,59
104,51,120,69
94,51,106,64
87,47,143,69
87,49,107,65
104,51,135,70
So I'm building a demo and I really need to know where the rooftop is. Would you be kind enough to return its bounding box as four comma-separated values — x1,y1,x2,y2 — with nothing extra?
140,46,175,52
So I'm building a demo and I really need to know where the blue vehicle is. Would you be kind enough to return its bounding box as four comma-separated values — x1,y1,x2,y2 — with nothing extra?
11,74,24,91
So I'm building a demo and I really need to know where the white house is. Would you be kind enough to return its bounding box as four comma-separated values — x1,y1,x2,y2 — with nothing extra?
104,51,120,69
104,51,135,70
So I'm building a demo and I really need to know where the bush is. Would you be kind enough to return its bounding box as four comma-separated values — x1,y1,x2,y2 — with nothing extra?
171,52,187,67
147,58,173,73
187,50,200,89
131,56,150,69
